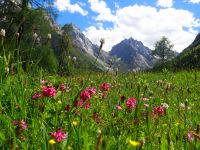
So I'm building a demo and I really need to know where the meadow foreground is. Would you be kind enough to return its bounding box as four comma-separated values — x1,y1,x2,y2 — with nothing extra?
0,71,200,149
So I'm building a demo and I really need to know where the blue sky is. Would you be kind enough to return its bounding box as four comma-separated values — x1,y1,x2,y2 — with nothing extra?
54,0,200,52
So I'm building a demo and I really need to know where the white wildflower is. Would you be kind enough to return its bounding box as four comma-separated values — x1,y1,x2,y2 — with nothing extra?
47,33,51,39
0,29,5,37
161,103,169,109
33,33,38,39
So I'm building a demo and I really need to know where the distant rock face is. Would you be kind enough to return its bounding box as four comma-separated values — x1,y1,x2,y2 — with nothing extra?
110,38,155,70
62,24,109,70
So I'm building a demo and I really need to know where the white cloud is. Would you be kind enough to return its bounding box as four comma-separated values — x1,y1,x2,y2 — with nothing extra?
88,0,116,22
188,0,200,3
54,0,88,16
157,0,173,8
84,5,200,52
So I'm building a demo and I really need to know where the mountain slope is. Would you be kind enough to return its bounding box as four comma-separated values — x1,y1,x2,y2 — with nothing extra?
174,33,200,69
62,24,109,71
110,38,155,71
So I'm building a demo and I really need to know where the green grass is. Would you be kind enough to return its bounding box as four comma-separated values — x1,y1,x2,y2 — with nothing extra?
0,71,200,149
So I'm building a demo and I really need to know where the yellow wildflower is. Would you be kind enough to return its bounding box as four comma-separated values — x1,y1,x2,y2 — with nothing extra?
72,121,78,126
57,100,62,104
49,139,56,145
129,140,140,146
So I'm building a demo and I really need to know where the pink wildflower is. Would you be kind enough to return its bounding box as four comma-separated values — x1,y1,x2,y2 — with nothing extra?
144,103,149,107
84,101,90,110
152,106,165,119
116,105,122,110
187,132,193,141
32,93,41,100
76,99,83,107
100,83,110,92
141,97,149,101
13,119,28,131
40,80,48,84
85,87,96,95
126,97,137,109
51,128,67,142
59,83,66,92
42,86,56,97
18,119,28,130
80,90,91,101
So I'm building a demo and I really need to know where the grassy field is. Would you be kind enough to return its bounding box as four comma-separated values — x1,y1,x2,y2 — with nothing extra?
0,71,200,149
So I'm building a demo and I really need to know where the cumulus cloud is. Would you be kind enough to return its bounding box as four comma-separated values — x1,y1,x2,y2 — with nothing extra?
188,0,200,3
88,0,116,22
84,5,200,52
157,0,173,8
54,0,88,16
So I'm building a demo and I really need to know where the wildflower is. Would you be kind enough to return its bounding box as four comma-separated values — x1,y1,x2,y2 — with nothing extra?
13,119,28,131
187,132,193,141
49,139,56,144
72,121,78,126
144,103,149,107
32,93,41,100
100,38,105,44
47,33,52,39
116,105,122,110
100,83,110,92
129,140,140,146
0,29,5,37
180,102,191,110
40,80,48,84
68,56,71,59
51,128,67,142
59,83,66,92
18,119,28,130
152,106,165,119
42,86,56,97
76,99,83,107
72,56,77,61
80,90,91,101
161,102,169,109
141,97,149,101
126,97,137,109
85,87,96,95
57,100,62,104
84,101,90,110
33,33,38,39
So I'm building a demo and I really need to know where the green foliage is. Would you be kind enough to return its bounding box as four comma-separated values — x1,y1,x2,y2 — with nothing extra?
152,36,175,62
174,45,200,69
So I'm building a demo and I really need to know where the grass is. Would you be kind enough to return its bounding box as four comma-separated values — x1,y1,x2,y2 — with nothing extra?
0,70,200,149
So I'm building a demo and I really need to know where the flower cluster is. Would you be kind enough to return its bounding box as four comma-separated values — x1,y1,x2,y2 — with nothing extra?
100,83,110,92
126,97,137,109
152,106,166,119
51,128,67,142
32,93,41,100
59,83,66,92
76,87,96,109
42,86,57,97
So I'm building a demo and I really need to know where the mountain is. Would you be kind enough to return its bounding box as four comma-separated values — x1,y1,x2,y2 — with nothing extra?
174,33,200,69
62,24,109,71
109,38,155,71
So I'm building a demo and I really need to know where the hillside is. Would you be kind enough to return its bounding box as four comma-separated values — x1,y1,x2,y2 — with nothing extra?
174,33,200,69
